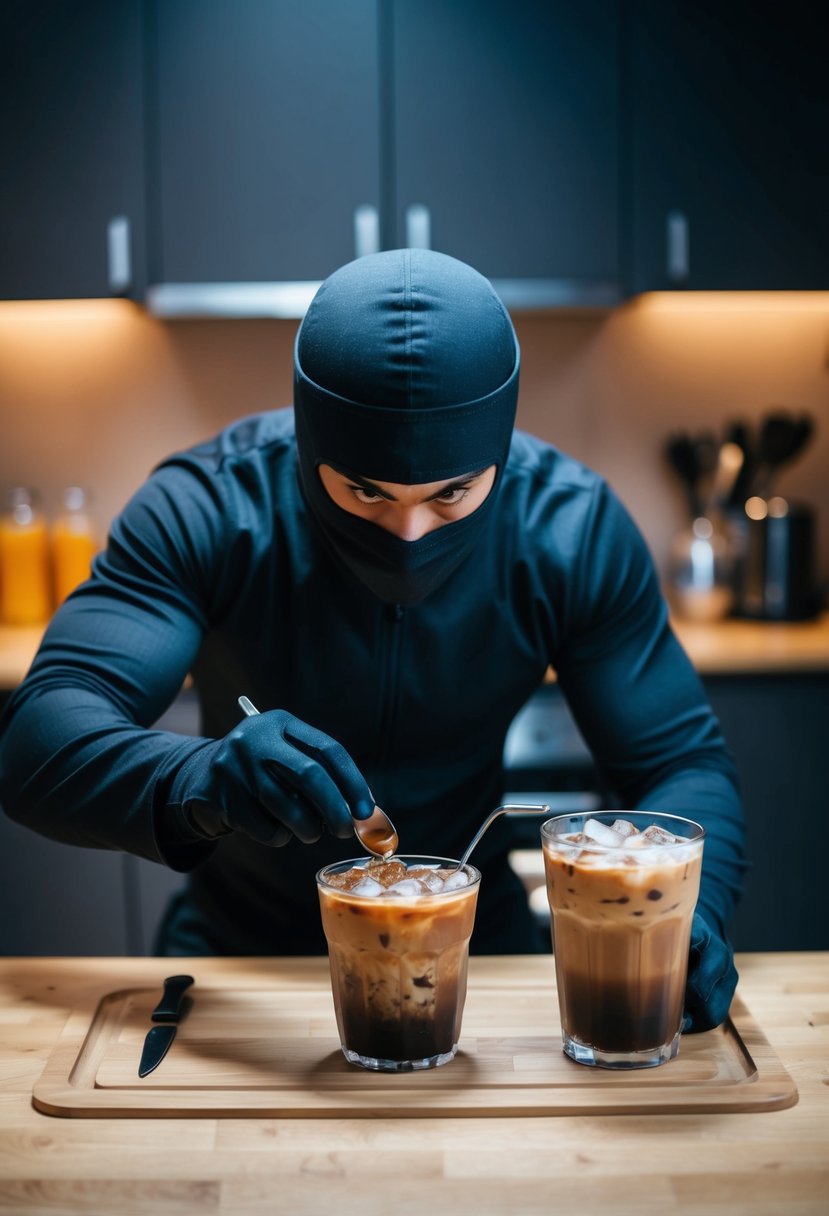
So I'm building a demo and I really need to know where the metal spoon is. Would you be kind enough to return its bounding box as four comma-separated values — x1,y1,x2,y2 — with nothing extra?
237,696,398,859
455,802,551,870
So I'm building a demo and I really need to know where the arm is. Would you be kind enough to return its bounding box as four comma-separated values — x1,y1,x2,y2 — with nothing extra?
0,456,374,870
0,462,229,869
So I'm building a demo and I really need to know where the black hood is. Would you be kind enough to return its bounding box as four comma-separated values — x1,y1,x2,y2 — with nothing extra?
293,248,520,603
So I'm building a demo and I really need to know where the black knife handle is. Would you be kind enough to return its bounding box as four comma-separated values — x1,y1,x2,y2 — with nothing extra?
151,974,194,1023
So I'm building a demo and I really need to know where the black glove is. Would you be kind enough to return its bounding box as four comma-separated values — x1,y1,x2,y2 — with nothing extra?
683,910,738,1033
169,710,374,847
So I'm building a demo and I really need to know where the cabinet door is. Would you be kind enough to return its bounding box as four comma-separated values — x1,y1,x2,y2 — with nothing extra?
0,0,145,300
390,0,619,291
625,1,829,292
150,0,380,284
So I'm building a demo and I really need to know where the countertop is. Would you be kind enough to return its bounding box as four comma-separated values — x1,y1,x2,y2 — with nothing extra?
2,614,829,690
0,953,826,1215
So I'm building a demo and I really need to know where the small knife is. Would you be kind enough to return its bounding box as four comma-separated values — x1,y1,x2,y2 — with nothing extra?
138,974,194,1078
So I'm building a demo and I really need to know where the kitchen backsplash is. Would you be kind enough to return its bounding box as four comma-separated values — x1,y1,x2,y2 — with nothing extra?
0,293,827,592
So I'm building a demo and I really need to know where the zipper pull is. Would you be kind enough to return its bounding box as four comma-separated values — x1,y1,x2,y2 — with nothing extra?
389,603,404,623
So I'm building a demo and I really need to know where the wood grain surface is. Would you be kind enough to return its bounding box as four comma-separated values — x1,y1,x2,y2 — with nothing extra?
0,955,827,1215
31,972,796,1119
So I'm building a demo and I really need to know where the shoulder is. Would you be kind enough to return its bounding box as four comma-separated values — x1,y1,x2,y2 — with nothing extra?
499,429,658,621
158,407,296,481
145,408,299,520
500,429,618,542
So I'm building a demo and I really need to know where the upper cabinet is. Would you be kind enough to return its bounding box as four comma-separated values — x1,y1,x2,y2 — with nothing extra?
0,0,146,301
3,3,825,308
390,0,620,305
146,0,621,314
624,1,829,293
146,0,381,303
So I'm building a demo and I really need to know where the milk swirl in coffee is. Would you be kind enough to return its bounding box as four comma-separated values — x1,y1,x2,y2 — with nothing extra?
317,856,480,1071
542,814,704,1067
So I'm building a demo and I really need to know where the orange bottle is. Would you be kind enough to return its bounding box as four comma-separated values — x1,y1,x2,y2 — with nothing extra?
51,487,99,605
0,487,52,625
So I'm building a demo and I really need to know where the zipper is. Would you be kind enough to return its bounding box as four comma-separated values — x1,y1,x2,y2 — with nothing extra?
374,602,405,782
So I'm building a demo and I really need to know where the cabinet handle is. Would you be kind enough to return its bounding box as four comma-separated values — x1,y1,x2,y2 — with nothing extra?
405,203,431,250
354,205,380,258
107,216,132,294
666,210,689,283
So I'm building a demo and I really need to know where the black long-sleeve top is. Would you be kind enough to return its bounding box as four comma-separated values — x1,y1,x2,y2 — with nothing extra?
0,411,747,953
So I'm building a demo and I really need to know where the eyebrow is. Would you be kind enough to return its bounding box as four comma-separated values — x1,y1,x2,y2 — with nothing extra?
344,469,489,502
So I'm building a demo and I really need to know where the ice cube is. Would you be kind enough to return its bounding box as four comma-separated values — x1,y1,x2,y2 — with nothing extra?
583,818,625,847
610,819,638,838
385,879,427,896
368,860,409,887
442,870,469,891
408,867,445,892
641,825,677,845
349,877,384,897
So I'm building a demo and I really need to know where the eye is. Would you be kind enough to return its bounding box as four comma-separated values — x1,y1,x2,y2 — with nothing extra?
347,485,384,505
435,487,470,505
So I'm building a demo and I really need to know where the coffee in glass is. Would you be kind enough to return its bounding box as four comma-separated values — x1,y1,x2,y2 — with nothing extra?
316,855,480,1072
541,812,704,1068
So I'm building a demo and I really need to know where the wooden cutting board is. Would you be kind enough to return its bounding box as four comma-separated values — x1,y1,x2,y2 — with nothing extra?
32,969,797,1118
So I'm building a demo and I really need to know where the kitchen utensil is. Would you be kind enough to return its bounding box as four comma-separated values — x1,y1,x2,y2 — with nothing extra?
704,441,744,517
664,431,718,520
237,696,398,858
138,974,194,1078
751,411,815,497
724,420,755,509
456,802,550,870
664,433,704,519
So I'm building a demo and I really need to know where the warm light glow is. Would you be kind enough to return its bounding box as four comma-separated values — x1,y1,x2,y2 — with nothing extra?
745,496,768,521
630,292,829,314
0,299,157,390
768,496,789,518
0,297,140,326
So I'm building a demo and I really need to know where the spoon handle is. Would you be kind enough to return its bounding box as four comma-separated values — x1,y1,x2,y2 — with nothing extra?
457,803,550,870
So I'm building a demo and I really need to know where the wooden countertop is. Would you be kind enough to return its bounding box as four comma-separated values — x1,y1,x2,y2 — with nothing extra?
0,954,826,1215
2,614,829,690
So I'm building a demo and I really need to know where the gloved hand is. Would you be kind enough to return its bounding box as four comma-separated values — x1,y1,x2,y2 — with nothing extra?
683,910,739,1032
169,710,374,847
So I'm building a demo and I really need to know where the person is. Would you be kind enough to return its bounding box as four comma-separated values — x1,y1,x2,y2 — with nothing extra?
0,249,745,1031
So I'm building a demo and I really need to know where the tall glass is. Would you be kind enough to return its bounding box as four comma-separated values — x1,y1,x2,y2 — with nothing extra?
541,812,704,1069
316,855,480,1072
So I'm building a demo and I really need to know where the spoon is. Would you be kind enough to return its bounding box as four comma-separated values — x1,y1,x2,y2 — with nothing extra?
455,802,551,870
237,696,398,859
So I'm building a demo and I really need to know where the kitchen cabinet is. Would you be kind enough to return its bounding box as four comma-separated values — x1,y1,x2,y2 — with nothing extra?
703,674,828,952
624,0,829,292
0,0,146,301
389,0,620,304
146,0,381,296
146,0,621,315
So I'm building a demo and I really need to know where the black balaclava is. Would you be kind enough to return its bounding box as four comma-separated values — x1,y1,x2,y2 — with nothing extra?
294,248,520,605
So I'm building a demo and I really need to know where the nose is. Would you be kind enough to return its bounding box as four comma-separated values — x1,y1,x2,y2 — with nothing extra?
377,506,433,542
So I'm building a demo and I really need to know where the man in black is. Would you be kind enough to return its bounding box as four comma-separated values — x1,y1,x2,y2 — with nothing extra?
0,249,744,1030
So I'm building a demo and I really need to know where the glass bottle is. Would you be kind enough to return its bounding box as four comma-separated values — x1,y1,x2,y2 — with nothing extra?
0,487,52,625
667,515,736,622
50,487,98,605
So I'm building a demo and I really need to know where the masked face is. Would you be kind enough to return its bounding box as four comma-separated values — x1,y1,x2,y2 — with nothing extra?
294,248,520,604
317,465,498,541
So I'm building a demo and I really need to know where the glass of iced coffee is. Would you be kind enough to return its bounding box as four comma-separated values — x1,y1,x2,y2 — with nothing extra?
316,856,480,1072
541,812,704,1069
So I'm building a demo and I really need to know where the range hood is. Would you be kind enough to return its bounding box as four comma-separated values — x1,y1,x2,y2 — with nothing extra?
145,278,621,319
